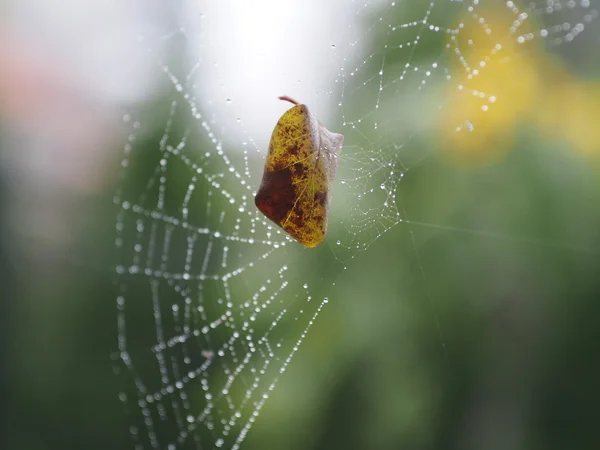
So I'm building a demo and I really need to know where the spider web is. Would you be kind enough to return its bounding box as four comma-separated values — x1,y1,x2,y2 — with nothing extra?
112,1,599,449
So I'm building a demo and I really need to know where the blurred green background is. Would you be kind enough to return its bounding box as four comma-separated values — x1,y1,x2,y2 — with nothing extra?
2,2,600,450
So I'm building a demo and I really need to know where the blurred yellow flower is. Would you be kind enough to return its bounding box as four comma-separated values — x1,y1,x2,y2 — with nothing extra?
436,6,600,166
536,70,600,158
436,7,543,166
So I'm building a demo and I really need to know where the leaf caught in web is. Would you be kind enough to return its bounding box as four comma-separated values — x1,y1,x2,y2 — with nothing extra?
255,96,344,248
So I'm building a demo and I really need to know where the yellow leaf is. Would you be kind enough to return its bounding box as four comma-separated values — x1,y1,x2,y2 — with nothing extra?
255,96,344,248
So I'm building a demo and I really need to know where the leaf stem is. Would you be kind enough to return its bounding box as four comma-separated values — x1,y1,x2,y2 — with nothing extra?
278,95,300,106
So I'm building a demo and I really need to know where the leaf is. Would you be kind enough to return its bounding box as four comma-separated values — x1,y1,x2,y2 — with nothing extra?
255,96,344,248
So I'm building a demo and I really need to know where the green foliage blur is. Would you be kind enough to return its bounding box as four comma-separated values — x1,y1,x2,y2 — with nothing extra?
2,2,600,450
